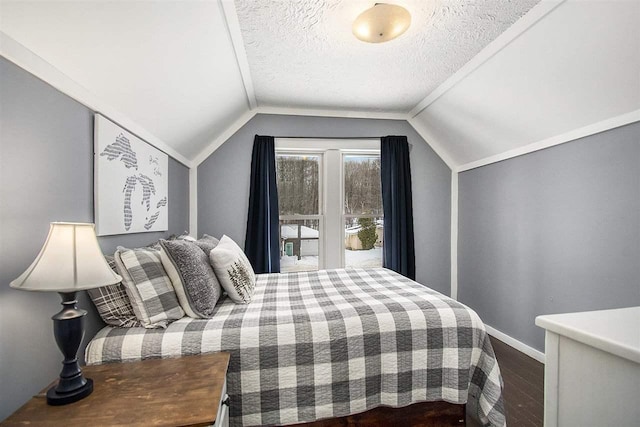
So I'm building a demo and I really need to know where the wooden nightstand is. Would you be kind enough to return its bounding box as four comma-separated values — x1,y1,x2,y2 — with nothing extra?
2,353,230,427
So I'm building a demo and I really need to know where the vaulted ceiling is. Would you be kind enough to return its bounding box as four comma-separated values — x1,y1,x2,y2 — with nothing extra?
1,0,638,169
234,0,538,112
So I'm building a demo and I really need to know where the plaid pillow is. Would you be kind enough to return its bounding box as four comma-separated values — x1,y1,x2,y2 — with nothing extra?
87,256,141,328
114,246,184,328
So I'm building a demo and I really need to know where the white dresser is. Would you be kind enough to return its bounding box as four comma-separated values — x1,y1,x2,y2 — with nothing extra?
536,307,640,427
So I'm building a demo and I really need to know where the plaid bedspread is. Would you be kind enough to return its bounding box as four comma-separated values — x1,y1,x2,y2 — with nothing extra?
86,268,505,426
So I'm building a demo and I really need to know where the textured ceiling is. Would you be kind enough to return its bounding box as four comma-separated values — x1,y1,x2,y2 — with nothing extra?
235,0,540,113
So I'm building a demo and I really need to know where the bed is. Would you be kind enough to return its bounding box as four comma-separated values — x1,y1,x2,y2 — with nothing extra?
86,267,505,427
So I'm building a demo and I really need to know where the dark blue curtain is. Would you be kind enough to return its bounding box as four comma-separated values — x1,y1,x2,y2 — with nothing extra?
245,135,280,273
381,136,416,279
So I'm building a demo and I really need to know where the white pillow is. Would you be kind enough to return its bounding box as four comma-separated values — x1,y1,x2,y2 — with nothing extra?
209,235,256,304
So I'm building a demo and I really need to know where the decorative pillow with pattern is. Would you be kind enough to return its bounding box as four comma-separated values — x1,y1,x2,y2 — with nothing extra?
87,256,141,328
159,239,222,318
114,246,184,328
209,235,256,304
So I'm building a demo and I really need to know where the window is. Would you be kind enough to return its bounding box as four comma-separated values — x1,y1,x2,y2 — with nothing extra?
343,155,383,268
276,139,382,272
276,154,322,272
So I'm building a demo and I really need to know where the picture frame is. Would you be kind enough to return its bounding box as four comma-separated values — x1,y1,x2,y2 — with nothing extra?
94,114,168,236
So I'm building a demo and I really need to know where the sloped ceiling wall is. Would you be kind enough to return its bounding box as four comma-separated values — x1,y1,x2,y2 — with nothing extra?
0,0,638,168
411,0,640,168
0,0,251,160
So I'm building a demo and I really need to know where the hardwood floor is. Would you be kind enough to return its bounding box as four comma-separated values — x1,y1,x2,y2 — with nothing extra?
467,336,544,427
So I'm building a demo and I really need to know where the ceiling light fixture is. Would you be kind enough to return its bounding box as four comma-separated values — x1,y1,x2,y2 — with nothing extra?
352,3,411,43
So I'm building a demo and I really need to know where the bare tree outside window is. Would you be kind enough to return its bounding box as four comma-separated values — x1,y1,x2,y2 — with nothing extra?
344,156,382,216
277,155,319,215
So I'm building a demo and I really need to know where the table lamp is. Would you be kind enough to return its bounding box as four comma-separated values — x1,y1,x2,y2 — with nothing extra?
10,222,121,405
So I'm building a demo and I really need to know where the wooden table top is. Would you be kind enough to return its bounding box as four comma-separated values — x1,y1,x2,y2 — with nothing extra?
2,353,230,427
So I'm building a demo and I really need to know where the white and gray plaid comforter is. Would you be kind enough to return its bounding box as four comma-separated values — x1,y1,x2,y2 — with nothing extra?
86,268,505,427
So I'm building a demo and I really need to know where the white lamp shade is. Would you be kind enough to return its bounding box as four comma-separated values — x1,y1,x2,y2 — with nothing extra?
352,3,411,43
10,222,122,292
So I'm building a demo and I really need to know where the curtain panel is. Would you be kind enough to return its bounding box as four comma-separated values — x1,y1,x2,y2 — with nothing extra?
381,135,416,279
245,135,280,273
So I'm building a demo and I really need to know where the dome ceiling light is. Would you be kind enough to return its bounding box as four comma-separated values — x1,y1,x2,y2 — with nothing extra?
352,3,411,43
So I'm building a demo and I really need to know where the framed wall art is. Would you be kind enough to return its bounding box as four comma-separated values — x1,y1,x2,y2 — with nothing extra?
94,114,168,236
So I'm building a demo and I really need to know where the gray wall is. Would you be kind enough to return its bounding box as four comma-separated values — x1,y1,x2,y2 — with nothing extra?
0,58,189,419
458,122,640,352
198,113,452,293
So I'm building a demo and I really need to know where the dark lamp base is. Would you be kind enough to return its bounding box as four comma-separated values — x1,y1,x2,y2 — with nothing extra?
47,378,93,406
48,292,93,406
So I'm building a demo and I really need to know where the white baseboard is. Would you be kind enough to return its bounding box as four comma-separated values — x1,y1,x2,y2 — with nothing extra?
485,324,545,364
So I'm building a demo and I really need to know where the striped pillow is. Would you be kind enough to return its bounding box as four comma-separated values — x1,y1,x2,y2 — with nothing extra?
114,246,184,328
87,256,141,328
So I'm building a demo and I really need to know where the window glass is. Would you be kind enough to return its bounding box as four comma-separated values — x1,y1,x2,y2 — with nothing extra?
275,148,384,272
276,154,320,215
343,155,382,215
344,216,383,268
280,219,320,272
277,154,321,272
343,155,383,268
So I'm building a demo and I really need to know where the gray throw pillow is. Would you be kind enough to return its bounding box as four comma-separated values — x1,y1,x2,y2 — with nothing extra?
174,234,219,255
159,239,222,318
193,234,219,255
